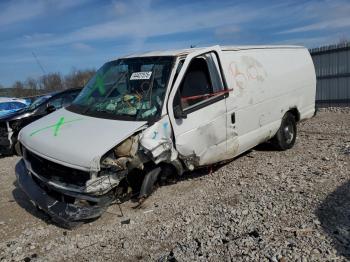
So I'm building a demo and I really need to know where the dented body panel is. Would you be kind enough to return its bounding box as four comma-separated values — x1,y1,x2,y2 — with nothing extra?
17,45,316,226
20,108,147,171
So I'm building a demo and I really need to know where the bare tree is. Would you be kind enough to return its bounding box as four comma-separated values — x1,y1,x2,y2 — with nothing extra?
0,84,5,97
25,77,39,96
64,68,95,89
338,36,349,45
3,68,96,98
40,73,64,91
12,81,25,97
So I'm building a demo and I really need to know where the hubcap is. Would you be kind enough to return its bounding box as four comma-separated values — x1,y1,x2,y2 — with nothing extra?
284,123,294,144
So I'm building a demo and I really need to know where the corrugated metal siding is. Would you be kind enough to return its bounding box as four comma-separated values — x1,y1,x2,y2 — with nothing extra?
310,43,350,107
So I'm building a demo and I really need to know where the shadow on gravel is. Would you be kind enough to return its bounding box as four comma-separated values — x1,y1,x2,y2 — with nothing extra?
253,142,278,152
316,180,350,259
12,181,51,223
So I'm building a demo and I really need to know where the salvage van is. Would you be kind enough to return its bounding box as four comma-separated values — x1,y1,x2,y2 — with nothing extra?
15,45,316,227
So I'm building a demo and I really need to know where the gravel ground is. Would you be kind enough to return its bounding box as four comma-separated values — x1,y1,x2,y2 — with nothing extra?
0,109,349,262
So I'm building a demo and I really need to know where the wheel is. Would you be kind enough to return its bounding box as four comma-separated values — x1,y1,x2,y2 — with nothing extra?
139,167,161,198
272,112,297,150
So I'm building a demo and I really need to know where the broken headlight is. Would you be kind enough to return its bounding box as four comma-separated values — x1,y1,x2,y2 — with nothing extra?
100,134,146,172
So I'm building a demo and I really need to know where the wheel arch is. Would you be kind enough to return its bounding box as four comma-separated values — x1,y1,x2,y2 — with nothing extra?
287,107,300,122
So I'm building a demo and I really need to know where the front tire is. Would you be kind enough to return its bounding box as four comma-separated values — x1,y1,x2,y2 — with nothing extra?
272,112,297,150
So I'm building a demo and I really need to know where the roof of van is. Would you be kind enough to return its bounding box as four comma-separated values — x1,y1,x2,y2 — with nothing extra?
120,45,305,59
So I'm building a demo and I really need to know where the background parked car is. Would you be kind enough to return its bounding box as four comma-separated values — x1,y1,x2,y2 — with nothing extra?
0,88,81,155
0,98,30,117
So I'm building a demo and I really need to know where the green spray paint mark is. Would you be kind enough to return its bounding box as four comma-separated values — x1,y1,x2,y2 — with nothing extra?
30,117,83,137
53,117,65,136
83,73,107,104
95,74,106,95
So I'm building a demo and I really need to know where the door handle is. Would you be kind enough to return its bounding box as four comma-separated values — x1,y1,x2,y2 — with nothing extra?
231,113,235,124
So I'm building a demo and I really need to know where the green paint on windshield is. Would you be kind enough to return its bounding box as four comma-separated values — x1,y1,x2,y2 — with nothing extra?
82,73,107,103
30,117,84,137
95,74,106,95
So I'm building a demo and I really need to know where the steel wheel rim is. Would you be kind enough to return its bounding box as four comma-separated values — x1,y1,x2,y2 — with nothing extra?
284,122,294,144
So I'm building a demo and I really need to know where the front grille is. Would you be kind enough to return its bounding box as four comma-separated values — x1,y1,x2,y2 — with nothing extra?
25,149,90,187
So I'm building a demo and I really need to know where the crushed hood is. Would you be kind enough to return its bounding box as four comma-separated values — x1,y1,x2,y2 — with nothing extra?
19,108,147,171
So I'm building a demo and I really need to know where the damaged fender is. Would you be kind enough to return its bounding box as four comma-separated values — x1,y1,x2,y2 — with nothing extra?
100,116,184,193
139,116,178,163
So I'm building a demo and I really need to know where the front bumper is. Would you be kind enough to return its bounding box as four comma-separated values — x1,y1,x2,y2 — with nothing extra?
15,159,113,228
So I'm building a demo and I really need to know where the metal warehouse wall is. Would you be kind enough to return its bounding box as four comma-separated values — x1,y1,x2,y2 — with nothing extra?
309,43,350,107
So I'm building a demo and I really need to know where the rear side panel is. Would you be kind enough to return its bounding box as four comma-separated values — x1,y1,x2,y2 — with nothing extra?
221,47,316,155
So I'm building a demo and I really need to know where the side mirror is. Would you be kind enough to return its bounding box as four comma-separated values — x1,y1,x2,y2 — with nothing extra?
173,105,187,119
46,105,56,113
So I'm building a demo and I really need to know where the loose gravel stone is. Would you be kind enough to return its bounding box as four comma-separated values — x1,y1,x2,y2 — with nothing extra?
0,109,349,261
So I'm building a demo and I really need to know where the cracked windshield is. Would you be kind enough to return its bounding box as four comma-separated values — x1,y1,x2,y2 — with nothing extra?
71,56,174,120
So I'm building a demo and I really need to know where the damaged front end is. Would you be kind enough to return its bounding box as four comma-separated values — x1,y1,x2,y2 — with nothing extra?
16,118,184,228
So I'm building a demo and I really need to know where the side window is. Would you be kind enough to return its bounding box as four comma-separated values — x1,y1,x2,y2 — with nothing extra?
11,102,25,109
48,96,63,109
0,102,10,110
63,92,79,107
177,53,224,110
10,102,17,109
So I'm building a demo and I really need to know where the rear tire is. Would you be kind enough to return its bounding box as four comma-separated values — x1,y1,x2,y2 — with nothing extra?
272,112,297,150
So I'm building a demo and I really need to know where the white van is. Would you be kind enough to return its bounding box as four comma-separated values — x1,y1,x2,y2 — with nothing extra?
16,45,316,227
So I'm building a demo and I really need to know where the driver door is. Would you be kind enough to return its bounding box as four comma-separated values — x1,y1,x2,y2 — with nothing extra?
168,46,229,167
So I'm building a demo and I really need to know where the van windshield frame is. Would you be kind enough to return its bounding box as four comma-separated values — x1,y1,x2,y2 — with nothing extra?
67,56,175,122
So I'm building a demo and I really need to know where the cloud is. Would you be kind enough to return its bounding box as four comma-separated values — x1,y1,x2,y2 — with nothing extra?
18,2,268,49
23,33,54,41
278,0,350,34
273,36,331,48
71,43,94,52
0,0,89,27
3,0,350,86
214,25,241,39
0,1,45,27
280,17,350,34
112,1,128,16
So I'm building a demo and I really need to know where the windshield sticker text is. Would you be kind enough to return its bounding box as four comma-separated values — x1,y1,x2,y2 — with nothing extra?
130,72,152,80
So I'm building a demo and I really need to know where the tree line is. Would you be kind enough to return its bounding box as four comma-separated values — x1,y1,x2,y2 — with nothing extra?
0,68,96,98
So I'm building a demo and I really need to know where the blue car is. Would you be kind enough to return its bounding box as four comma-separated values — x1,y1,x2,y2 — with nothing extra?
0,98,30,117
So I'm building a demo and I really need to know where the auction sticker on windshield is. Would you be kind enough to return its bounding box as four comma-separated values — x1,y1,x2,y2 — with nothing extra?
130,71,152,80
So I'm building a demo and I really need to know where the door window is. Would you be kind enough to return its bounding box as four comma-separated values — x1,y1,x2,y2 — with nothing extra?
48,96,63,109
176,53,225,110
63,92,80,107
0,102,11,111
10,102,25,110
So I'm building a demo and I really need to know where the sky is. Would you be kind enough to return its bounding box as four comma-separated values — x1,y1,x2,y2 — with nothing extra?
0,0,349,87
